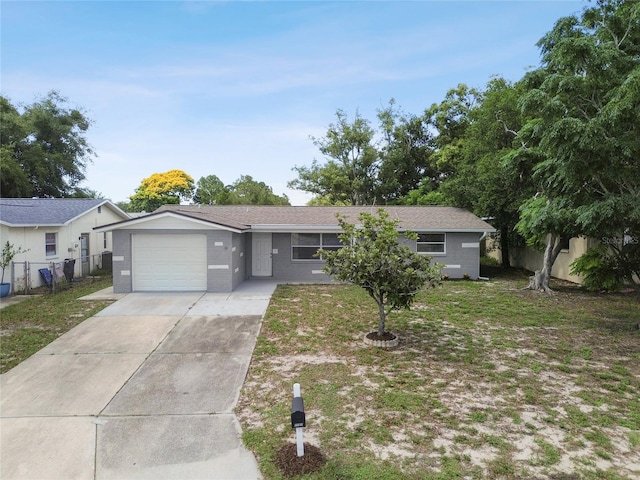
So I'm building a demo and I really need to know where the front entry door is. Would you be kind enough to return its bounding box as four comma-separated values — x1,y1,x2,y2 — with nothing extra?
80,234,90,276
252,233,272,277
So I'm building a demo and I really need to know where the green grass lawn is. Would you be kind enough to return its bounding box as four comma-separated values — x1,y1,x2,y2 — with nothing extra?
236,269,640,479
0,277,113,373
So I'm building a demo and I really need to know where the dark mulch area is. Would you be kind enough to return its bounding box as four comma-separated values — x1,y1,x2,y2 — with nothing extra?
365,331,396,341
274,442,326,477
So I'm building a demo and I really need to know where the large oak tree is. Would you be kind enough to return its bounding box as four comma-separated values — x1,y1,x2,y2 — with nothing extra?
289,110,379,205
0,92,94,198
516,0,640,291
193,174,290,206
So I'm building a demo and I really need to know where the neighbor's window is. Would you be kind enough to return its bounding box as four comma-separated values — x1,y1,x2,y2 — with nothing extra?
291,233,343,260
45,232,57,257
103,232,108,249
417,233,445,254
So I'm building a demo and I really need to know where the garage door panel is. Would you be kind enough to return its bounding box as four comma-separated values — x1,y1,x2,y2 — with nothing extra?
132,234,207,291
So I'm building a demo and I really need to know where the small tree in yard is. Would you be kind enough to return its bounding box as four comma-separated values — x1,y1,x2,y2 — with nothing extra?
1,241,28,285
319,209,442,340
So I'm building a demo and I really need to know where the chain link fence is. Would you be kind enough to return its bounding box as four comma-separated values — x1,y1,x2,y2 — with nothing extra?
8,251,112,295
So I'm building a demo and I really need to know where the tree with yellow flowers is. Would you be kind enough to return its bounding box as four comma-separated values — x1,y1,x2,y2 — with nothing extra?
129,169,195,212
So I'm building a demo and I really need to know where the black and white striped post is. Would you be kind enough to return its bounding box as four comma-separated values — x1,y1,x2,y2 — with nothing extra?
290,383,306,457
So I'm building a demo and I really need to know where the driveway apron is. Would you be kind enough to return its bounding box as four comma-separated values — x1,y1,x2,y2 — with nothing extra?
0,281,277,480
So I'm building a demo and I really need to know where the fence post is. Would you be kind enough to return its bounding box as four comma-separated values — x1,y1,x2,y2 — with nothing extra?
25,261,30,294
10,261,15,295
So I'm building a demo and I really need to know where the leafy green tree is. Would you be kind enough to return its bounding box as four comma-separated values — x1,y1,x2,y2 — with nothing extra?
193,174,290,205
227,175,290,205
402,85,480,207
424,84,480,180
306,195,350,206
516,0,640,291
0,97,31,197
129,169,195,212
70,188,104,198
291,104,441,206
516,196,580,291
402,187,447,206
570,239,640,291
319,209,442,338
439,78,534,267
401,81,534,266
115,200,134,212
193,174,228,205
0,92,94,198
289,109,379,205
377,100,436,203
1,241,28,286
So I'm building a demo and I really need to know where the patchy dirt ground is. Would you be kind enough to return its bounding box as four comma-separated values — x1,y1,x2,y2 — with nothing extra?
237,275,640,479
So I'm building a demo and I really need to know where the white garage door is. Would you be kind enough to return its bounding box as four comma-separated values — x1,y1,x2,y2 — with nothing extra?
132,234,207,291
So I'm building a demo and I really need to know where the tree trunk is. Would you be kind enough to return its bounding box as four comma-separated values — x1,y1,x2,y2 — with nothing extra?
377,301,387,336
527,269,549,292
526,233,564,293
500,226,511,267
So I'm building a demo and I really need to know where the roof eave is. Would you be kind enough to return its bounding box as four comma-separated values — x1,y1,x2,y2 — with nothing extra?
250,225,496,233
94,210,248,233
250,224,342,232
413,228,497,233
1,221,66,228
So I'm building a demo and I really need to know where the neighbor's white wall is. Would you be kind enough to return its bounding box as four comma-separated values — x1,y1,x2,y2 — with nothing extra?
490,236,592,284
2,205,127,290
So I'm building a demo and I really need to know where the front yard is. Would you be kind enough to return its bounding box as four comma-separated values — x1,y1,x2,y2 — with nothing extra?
236,269,640,479
0,277,113,373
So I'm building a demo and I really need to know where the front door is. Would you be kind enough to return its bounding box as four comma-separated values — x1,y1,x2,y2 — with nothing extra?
80,234,90,276
252,233,272,277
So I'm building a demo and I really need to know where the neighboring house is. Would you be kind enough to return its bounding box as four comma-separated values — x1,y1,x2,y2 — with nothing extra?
487,236,595,284
0,198,131,290
96,205,495,294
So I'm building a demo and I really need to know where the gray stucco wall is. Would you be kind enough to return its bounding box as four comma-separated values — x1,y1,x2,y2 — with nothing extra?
111,229,236,293
207,230,234,292
270,233,334,283
267,231,484,283
409,231,483,279
231,232,248,289
112,229,485,293
111,230,132,293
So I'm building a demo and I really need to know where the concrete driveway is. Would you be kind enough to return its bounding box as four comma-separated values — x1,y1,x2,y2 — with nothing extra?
0,280,277,480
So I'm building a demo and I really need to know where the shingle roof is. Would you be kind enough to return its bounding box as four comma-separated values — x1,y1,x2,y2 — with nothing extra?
0,198,116,226
153,205,495,232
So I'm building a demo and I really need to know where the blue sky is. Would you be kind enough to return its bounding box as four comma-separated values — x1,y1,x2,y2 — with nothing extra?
2,0,584,205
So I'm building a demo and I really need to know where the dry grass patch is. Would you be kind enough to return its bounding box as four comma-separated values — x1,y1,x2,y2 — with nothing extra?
0,277,113,373
237,269,640,479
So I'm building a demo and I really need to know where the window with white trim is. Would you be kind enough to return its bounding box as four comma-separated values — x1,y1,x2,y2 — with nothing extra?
291,233,343,260
417,233,445,254
45,232,57,257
